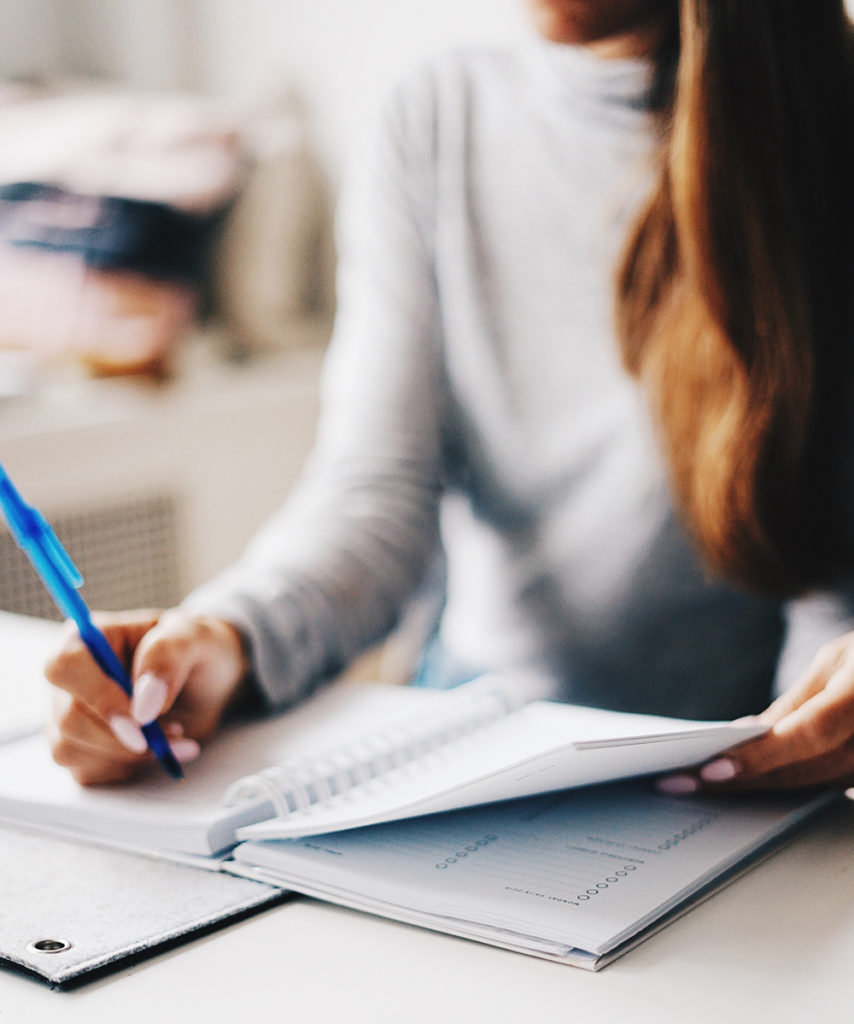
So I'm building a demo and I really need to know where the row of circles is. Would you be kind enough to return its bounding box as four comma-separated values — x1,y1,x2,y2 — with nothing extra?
657,815,716,851
576,864,638,901
434,834,499,869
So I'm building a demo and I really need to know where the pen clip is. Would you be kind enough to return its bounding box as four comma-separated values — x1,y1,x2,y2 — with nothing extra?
29,507,84,589
0,466,83,589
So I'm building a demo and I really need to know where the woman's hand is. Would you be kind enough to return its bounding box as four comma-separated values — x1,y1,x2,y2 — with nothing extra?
45,608,250,786
658,631,854,795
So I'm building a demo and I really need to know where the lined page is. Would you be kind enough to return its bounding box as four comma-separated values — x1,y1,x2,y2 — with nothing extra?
234,783,828,955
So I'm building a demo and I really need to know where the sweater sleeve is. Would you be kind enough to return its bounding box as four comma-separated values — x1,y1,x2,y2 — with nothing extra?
182,71,446,708
774,580,854,697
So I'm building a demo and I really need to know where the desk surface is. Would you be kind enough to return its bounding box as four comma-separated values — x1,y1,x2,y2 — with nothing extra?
2,616,854,1022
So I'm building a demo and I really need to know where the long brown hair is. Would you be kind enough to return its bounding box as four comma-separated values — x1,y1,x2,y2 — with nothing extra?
617,0,854,594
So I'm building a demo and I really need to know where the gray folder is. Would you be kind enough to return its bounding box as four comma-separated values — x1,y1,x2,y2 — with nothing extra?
0,823,288,988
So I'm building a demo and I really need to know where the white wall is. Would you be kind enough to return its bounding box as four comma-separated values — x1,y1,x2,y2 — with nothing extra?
0,0,64,83
192,0,527,182
55,0,203,93
0,0,528,184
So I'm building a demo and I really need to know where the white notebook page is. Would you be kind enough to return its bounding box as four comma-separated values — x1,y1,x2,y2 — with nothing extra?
235,783,828,956
237,702,763,839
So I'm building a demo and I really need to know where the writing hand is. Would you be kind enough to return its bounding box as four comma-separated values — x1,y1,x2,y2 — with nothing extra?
45,608,250,786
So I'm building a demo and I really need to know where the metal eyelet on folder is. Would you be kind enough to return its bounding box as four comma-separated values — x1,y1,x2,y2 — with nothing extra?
27,939,72,955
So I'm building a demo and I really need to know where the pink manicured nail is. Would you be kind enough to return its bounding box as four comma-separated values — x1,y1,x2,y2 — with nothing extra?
109,715,148,754
700,757,739,783
132,673,168,725
169,738,201,763
655,773,699,795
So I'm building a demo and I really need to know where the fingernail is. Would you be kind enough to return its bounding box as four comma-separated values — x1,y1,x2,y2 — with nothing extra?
109,715,148,754
700,757,739,783
169,737,201,763
163,720,185,738
655,773,699,795
132,673,168,725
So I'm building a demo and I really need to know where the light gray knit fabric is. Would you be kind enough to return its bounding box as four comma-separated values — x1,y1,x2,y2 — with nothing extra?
184,41,854,718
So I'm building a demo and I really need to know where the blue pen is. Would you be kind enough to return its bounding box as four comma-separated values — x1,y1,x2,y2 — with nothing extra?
0,460,182,779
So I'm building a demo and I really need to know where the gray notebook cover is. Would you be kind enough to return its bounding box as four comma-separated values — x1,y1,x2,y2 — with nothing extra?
0,823,289,988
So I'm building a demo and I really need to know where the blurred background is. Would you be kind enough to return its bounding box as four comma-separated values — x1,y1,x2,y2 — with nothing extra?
6,1,851,629
0,0,524,621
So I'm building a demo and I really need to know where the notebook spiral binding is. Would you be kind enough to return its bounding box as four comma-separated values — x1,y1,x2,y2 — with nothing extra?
222,678,518,819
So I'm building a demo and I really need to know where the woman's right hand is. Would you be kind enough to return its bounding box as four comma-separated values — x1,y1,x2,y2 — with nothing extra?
44,608,250,786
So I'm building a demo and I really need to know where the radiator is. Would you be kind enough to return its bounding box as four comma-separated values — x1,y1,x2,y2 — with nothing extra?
0,343,323,619
0,493,182,619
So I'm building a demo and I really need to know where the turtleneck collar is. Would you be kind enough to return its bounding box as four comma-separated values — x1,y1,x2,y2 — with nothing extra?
521,35,656,125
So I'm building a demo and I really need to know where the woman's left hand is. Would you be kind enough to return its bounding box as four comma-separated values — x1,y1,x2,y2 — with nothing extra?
658,631,854,794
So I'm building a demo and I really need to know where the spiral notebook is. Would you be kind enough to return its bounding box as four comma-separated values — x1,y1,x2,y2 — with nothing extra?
0,674,765,861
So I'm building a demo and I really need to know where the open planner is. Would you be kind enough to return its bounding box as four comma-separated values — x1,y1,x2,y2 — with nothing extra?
0,672,834,970
0,673,769,859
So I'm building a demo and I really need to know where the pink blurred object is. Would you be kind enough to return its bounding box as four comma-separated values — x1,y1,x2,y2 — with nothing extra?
0,247,197,377
0,88,243,213
0,85,246,375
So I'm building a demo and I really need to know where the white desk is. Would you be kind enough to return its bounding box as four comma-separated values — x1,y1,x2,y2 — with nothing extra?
2,617,854,1022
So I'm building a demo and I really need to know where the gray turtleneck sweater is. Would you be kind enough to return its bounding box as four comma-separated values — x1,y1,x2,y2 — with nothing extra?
184,41,854,719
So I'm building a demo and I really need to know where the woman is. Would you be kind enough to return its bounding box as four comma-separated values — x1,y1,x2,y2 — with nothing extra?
46,0,854,795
